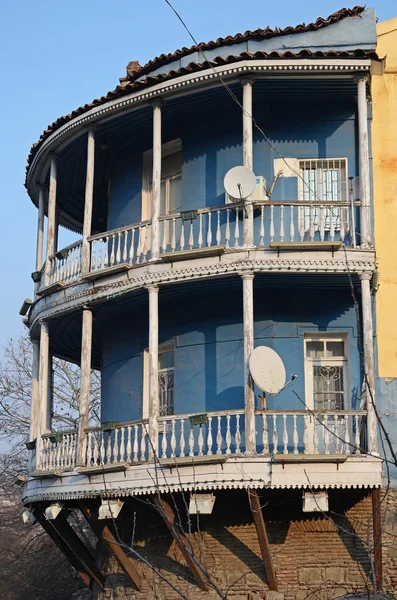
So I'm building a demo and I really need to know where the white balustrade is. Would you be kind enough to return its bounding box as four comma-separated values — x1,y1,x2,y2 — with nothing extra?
158,410,245,459
255,201,358,247
41,430,77,471
256,410,366,456
84,420,149,466
89,221,151,274
46,241,83,287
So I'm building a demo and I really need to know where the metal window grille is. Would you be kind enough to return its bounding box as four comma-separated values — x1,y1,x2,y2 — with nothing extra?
306,338,347,411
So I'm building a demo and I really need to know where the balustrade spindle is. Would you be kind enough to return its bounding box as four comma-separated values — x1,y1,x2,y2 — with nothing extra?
207,416,213,455
290,206,295,242
270,206,274,242
309,206,315,241
122,232,128,263
344,417,351,455
198,214,203,248
170,420,177,458
340,212,345,243
161,422,167,459
354,415,361,454
100,434,105,465
313,418,319,454
207,212,212,247
113,428,119,463
162,221,167,253
303,415,309,454
129,229,135,264
180,222,185,251
216,211,221,246
109,234,116,267
171,219,176,252
140,431,146,461
225,415,231,455
97,240,102,270
280,205,285,242
133,425,139,462
299,206,305,241
116,232,121,264
262,414,269,454
104,236,109,268
333,418,340,454
143,224,149,262
272,415,278,454
87,432,93,466
293,415,299,455
225,210,230,249
260,206,265,245
93,434,99,465
198,425,204,456
324,416,330,454
120,426,126,462
137,227,143,263
180,419,185,458
105,432,111,464
283,414,288,454
320,207,326,241
235,414,241,454
330,210,335,242
126,426,132,462
216,416,222,454
189,221,194,250
189,427,195,457
234,208,240,248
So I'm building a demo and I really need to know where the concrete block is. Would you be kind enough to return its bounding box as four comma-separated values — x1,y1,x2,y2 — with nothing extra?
265,592,285,600
299,567,324,583
324,566,346,582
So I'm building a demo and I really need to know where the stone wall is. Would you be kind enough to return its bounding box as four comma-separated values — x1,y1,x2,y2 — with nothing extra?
91,488,397,600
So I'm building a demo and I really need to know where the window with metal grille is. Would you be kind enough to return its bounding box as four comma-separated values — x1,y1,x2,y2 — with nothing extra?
142,139,182,221
304,336,348,411
299,159,348,232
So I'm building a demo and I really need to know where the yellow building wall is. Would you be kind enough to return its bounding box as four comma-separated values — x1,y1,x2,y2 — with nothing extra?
373,17,397,377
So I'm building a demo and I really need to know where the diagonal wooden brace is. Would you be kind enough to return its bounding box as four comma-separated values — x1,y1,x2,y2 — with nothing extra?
153,495,209,591
79,502,141,591
33,506,92,587
48,510,106,589
248,489,278,591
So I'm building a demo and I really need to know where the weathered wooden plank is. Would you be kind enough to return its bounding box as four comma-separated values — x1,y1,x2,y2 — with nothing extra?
77,308,93,467
49,512,105,589
372,487,383,591
79,502,141,590
33,506,91,587
153,495,208,591
248,489,278,591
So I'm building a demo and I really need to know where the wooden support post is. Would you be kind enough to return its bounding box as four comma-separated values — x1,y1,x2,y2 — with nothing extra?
148,285,159,456
372,487,383,591
82,129,96,275
242,77,254,247
151,101,162,261
49,512,106,589
33,506,92,587
357,76,371,248
153,495,209,591
248,489,278,591
35,185,46,295
45,155,57,286
241,272,256,454
360,273,377,453
37,321,50,468
77,308,93,466
80,502,141,590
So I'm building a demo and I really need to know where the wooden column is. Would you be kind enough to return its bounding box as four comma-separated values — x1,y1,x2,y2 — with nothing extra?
35,185,46,294
248,489,278,590
29,339,40,470
153,496,209,591
82,129,96,275
77,308,93,466
148,285,159,457
242,272,256,454
372,487,383,591
151,101,162,261
357,76,371,248
242,77,254,247
45,156,58,286
361,273,377,453
37,321,50,468
80,502,141,590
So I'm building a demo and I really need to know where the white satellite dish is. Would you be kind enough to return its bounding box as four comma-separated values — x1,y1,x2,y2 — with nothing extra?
249,346,286,395
224,166,256,200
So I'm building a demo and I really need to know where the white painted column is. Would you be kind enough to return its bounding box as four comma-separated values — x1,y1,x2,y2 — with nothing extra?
37,321,50,468
77,308,93,466
241,272,256,454
360,273,377,453
44,156,58,286
151,101,162,261
357,76,371,248
35,185,46,295
82,129,96,275
47,353,54,431
242,77,254,247
29,339,40,470
148,285,159,456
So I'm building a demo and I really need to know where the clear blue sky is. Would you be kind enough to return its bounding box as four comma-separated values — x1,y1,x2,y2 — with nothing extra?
0,0,395,345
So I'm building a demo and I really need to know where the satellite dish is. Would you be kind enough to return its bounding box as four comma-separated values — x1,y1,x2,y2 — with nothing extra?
224,166,256,200
249,346,286,395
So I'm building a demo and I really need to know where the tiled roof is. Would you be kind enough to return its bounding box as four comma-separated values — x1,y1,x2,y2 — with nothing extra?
26,6,373,177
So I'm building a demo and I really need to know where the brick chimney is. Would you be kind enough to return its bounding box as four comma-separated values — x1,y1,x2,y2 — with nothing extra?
119,60,142,86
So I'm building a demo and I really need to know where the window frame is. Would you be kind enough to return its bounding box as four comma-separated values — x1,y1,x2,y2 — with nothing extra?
142,340,175,419
142,138,182,222
304,333,350,413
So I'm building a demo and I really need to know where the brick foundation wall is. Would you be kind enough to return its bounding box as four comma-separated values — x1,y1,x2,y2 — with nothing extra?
91,488,397,600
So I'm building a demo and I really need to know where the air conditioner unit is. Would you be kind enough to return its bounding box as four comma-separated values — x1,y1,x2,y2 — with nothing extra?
225,175,267,203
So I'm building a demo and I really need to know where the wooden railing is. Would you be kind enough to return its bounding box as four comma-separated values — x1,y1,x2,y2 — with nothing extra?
45,240,83,288
89,220,152,272
41,430,77,470
35,410,366,472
